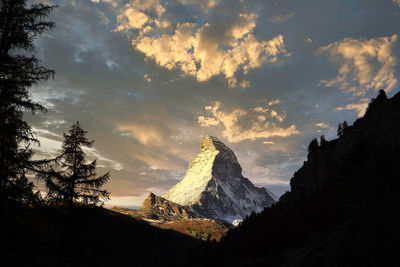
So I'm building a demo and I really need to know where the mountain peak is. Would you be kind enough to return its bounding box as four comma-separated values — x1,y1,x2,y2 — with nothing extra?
200,135,227,152
162,135,276,223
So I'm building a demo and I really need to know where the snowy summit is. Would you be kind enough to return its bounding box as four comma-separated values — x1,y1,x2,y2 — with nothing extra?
163,135,276,223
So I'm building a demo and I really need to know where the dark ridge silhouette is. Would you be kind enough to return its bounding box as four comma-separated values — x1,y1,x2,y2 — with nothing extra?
211,89,400,266
0,204,201,266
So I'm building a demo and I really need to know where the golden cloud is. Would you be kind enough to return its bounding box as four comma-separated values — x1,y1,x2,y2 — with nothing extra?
319,34,398,96
315,122,330,129
335,98,369,117
178,0,217,11
198,101,299,143
114,2,290,87
117,123,165,146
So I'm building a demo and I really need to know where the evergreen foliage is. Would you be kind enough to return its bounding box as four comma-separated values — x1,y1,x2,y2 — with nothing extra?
342,120,348,134
307,138,319,153
0,0,55,205
337,123,342,137
41,122,110,206
320,135,327,147
337,121,348,137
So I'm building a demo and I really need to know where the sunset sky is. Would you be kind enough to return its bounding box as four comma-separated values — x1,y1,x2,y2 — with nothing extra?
28,0,400,207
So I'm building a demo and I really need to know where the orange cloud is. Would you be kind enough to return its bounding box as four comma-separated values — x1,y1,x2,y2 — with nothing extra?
117,123,164,146
315,122,330,129
114,2,290,87
198,101,299,143
335,98,369,117
319,34,398,96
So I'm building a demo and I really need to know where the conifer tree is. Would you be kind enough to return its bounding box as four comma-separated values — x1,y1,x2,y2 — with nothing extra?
43,122,110,206
342,121,348,134
320,135,328,147
0,0,55,204
337,121,349,137
337,123,343,137
308,138,319,153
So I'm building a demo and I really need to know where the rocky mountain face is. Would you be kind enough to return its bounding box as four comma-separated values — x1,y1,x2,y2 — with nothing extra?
215,90,400,266
111,193,229,241
162,135,276,223
111,136,275,240
140,192,197,221
111,193,197,222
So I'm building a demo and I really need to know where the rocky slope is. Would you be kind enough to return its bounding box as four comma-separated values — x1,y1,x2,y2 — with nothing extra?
163,135,276,223
111,193,196,222
215,90,400,266
111,193,229,241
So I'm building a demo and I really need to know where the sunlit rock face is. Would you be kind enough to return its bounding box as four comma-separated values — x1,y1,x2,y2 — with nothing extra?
141,192,198,221
163,136,276,223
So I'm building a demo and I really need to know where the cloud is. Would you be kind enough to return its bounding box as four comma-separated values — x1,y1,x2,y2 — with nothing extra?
117,123,165,146
178,0,217,11
115,5,150,30
105,193,148,207
114,1,290,87
262,141,275,145
143,74,151,82
335,98,369,117
240,79,251,88
269,12,296,23
315,122,330,128
319,35,398,96
113,0,166,32
198,101,299,143
268,99,280,106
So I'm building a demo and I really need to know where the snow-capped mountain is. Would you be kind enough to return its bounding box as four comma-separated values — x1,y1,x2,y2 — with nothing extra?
162,135,276,223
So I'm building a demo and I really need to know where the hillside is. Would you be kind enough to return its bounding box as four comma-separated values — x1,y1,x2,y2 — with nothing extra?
215,90,400,266
0,204,200,266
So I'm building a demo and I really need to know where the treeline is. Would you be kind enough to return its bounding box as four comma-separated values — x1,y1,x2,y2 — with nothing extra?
0,0,110,212
307,89,388,154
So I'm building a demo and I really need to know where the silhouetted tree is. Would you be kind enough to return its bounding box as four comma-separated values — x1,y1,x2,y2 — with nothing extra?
308,138,319,153
320,135,328,147
337,123,343,137
377,89,387,101
366,90,387,115
337,121,349,137
42,122,110,206
0,0,55,205
342,121,348,134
